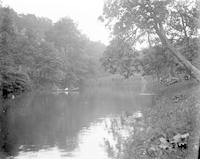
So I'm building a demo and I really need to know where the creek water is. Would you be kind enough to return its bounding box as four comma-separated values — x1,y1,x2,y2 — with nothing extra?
0,82,153,159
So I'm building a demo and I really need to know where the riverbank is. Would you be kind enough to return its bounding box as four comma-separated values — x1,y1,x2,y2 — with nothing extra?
136,79,199,159
144,82,199,159
100,75,200,159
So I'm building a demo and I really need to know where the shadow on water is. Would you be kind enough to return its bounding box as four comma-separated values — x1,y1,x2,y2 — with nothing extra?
0,80,155,159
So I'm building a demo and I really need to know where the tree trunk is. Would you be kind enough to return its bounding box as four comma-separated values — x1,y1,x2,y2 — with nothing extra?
155,27,200,82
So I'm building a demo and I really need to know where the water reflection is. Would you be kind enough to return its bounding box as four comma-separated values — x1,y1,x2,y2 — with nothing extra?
15,120,111,159
0,87,152,159
103,111,146,159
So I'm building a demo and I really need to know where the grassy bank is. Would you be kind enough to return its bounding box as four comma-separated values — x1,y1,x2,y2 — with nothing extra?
143,83,200,159
101,75,200,159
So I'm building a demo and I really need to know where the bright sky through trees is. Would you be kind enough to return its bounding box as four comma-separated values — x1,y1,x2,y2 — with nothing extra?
2,0,110,44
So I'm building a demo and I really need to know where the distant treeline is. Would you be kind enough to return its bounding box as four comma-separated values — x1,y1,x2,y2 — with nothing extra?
0,5,105,98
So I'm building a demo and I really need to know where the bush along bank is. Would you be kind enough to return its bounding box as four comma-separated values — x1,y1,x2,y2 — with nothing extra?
0,71,32,99
103,85,200,159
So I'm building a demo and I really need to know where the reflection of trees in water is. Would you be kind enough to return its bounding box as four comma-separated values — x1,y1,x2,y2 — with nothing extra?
0,92,112,158
0,94,77,157
103,111,146,159
6,93,81,153
0,90,154,158
0,101,19,158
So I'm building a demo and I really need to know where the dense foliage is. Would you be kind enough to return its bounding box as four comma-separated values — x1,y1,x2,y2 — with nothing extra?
100,0,199,82
0,5,105,98
100,37,141,78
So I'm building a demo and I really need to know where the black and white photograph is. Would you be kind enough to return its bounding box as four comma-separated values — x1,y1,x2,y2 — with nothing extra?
0,0,199,158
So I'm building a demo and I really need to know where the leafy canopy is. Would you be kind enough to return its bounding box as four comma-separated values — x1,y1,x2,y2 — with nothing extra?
100,0,199,79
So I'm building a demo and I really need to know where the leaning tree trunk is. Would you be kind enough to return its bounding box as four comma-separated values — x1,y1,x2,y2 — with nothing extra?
155,26,200,82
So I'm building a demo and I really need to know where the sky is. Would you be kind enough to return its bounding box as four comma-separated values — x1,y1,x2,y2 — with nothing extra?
2,0,110,44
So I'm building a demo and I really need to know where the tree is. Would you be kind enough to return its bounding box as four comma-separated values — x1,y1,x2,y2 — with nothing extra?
45,18,104,87
101,0,200,81
0,7,16,71
0,5,106,96
0,7,32,97
101,37,140,78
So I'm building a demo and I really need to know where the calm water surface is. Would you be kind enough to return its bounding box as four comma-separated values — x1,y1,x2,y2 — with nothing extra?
1,85,153,159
